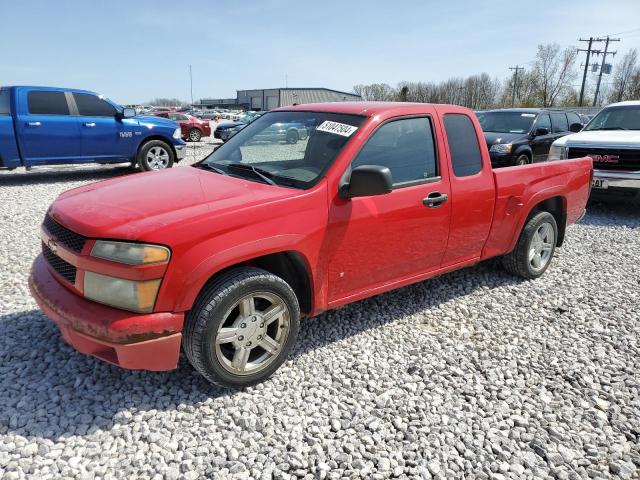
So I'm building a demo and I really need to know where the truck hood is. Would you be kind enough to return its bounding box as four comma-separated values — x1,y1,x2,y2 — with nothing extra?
483,131,528,147
49,167,298,240
554,129,640,148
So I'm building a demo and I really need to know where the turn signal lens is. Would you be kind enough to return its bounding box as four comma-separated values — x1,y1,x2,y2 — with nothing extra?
91,241,170,265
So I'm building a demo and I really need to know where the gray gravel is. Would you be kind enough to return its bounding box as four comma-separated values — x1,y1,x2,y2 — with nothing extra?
0,156,638,479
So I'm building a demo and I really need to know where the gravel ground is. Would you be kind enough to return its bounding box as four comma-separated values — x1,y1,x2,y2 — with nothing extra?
0,155,638,479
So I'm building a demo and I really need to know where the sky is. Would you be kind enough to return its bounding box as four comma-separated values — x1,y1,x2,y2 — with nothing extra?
2,0,640,105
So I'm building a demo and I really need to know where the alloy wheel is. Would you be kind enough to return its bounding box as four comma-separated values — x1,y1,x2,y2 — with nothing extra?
146,146,170,169
528,222,554,272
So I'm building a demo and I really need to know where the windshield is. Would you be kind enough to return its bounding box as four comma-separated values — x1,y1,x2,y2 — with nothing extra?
201,111,365,189
584,106,640,130
477,111,536,133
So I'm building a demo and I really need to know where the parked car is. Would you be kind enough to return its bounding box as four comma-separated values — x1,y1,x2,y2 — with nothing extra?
215,116,306,144
29,102,592,387
200,110,221,120
476,108,583,167
548,100,640,200
0,86,186,171
154,112,211,142
218,112,265,142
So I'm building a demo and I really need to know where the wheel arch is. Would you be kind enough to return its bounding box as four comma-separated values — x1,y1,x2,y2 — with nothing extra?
136,135,177,160
523,195,567,246
184,250,314,317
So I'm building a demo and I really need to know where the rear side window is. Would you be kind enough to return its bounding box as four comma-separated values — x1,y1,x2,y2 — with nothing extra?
443,114,483,177
351,117,438,185
0,89,10,115
73,93,116,117
27,91,70,115
550,112,569,133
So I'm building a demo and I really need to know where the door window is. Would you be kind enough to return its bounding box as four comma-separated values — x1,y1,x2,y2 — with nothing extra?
351,117,438,186
443,114,483,177
550,112,569,133
27,91,70,115
73,93,116,117
535,114,551,132
566,112,581,126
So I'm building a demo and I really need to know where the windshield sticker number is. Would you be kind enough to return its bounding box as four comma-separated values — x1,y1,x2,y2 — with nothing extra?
316,121,358,137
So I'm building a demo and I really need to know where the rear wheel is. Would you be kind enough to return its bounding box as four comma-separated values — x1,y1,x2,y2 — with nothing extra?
137,140,174,171
188,128,202,142
183,267,300,388
503,211,557,279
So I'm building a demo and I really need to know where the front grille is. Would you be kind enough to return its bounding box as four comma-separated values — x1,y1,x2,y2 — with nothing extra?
43,214,87,252
42,243,77,284
568,147,640,171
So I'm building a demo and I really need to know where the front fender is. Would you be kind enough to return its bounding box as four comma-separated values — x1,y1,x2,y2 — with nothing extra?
172,234,316,312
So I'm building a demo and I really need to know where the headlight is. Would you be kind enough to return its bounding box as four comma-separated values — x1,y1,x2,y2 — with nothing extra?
490,143,512,154
84,272,161,313
548,145,567,161
91,241,170,265
173,127,181,139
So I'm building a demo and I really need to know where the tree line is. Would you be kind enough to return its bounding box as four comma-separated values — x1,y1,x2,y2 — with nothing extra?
353,43,640,109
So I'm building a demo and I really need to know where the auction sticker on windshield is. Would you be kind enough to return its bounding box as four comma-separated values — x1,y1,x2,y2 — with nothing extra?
316,121,358,137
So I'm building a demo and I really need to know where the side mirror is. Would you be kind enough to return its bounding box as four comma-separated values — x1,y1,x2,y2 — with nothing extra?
534,127,550,136
569,122,583,133
340,165,393,199
122,107,136,118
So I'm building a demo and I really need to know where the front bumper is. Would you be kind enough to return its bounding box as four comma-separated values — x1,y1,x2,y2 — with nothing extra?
488,152,514,168
29,255,183,371
593,169,640,190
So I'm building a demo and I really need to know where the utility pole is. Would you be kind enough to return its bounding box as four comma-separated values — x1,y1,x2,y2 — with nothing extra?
578,37,597,106
509,66,524,107
593,36,620,107
189,64,194,107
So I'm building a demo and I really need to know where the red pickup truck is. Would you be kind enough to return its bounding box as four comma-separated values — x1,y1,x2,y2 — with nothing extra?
29,102,592,387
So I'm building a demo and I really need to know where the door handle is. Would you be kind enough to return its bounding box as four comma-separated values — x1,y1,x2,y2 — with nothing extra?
83,122,96,127
423,192,448,208
26,121,41,127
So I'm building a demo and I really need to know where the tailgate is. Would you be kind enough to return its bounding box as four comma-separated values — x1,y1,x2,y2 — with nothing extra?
482,158,592,258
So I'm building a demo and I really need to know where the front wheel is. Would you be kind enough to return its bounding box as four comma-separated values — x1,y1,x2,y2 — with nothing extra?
502,211,557,279
137,140,174,171
285,129,299,144
182,267,300,388
515,154,530,166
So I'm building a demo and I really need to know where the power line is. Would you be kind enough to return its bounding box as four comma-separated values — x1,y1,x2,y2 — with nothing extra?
508,65,524,107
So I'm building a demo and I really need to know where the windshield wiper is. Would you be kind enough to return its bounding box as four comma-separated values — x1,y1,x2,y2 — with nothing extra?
198,163,228,175
226,163,278,186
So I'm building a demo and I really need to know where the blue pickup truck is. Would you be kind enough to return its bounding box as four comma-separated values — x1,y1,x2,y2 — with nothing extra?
0,86,186,171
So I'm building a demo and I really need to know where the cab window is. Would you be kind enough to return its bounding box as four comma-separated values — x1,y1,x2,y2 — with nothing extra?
443,114,483,177
351,117,438,186
27,91,70,115
550,112,569,133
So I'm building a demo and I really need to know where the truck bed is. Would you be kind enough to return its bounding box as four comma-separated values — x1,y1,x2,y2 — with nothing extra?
483,157,593,259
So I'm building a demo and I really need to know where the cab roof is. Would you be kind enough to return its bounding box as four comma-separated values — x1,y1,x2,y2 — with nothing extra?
276,101,471,117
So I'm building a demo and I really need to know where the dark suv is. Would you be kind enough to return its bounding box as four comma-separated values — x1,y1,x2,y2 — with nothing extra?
476,109,583,167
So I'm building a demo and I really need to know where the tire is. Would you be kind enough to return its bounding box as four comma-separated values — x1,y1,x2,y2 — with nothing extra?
502,211,558,279
137,140,174,171
188,128,202,142
515,154,530,166
285,129,299,144
183,267,301,388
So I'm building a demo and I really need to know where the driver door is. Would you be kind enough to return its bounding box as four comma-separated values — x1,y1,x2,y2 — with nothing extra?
72,92,132,162
327,115,451,303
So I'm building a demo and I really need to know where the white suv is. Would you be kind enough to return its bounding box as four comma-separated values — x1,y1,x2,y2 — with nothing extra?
549,101,640,199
